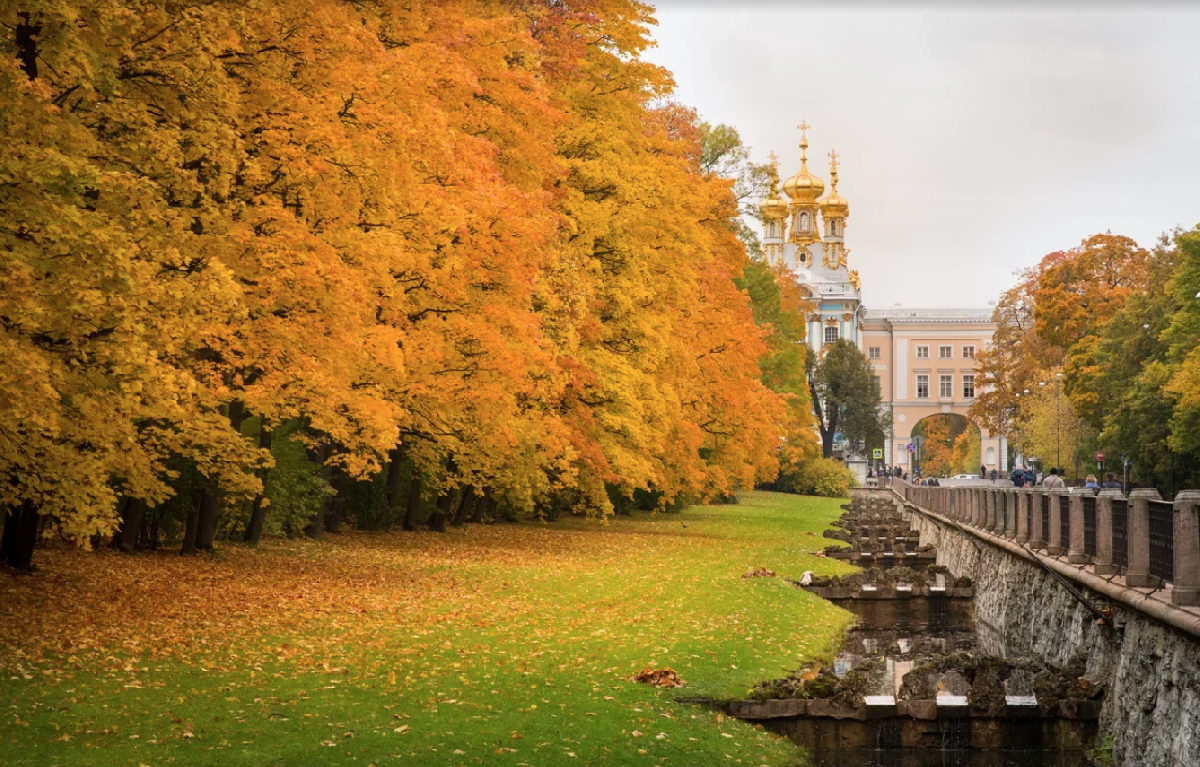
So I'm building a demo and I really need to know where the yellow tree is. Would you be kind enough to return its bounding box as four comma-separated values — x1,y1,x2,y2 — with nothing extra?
1014,373,1093,478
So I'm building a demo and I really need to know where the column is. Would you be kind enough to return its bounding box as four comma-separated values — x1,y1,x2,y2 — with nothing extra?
1094,489,1122,576
1047,489,1068,556
1067,488,1090,565
984,489,996,532
1016,488,1031,544
1004,488,1017,538
1173,490,1200,606
1028,489,1045,549
1126,489,1161,587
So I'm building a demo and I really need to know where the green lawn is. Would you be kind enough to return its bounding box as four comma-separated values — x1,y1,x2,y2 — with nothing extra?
1,491,855,766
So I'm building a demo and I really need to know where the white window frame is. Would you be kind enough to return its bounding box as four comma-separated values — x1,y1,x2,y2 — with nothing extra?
916,374,929,399
963,345,976,359
823,325,839,345
940,374,953,398
916,346,929,359
963,374,976,399
868,346,881,359
939,345,952,359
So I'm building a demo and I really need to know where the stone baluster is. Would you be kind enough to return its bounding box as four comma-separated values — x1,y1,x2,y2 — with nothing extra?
973,487,984,527
1125,489,1161,587
1173,491,1200,606
984,488,995,532
1016,488,1031,544
1028,489,1045,549
1067,488,1091,564
1094,489,1123,576
1001,488,1015,538
1047,489,1069,556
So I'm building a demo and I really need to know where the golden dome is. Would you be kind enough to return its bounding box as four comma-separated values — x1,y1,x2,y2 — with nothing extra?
819,149,849,219
782,121,824,203
759,151,789,220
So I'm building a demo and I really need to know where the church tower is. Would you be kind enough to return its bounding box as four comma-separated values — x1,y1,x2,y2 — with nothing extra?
781,121,824,268
758,152,789,265
819,150,850,270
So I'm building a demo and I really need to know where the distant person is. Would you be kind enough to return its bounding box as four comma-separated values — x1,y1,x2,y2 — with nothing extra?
1085,474,1100,490
990,469,997,483
1102,473,1122,490
980,465,987,479
1010,467,1026,488
1024,467,1035,486
1042,468,1066,490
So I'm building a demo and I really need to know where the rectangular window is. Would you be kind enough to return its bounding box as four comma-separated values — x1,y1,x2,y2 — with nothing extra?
916,346,929,359
940,374,953,398
963,345,976,359
868,346,881,359
963,374,976,399
874,375,881,392
824,325,839,345
939,345,952,359
916,374,929,399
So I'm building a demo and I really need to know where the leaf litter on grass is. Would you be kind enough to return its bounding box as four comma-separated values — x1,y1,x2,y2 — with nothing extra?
0,491,857,766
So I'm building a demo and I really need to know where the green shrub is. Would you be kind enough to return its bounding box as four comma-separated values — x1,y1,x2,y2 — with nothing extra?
778,457,854,498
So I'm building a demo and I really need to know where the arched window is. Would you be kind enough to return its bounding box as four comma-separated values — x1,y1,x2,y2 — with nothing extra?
986,447,996,466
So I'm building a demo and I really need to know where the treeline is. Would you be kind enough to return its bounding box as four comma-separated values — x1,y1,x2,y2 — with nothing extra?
970,228,1200,491
0,1,816,568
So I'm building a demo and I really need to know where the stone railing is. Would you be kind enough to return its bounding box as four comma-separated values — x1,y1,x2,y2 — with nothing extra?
890,482,1200,608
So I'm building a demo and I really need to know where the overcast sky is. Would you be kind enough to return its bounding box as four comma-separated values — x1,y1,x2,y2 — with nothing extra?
645,3,1200,308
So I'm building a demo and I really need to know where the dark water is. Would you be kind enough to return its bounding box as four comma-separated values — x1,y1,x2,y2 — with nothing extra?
803,749,1092,767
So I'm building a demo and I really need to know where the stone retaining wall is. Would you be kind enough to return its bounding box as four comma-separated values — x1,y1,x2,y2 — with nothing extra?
897,491,1200,767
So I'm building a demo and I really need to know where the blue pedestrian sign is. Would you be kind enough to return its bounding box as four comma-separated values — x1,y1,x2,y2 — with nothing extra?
906,442,916,454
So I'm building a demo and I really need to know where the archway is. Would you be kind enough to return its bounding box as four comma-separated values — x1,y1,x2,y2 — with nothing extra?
909,413,981,478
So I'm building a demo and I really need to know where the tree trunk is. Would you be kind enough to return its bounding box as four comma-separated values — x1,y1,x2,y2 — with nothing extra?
427,490,452,532
244,426,273,545
304,441,332,539
195,487,219,551
403,475,423,531
384,444,406,524
180,491,201,555
453,488,477,527
108,497,131,549
5,499,39,570
821,429,835,459
117,499,145,553
469,492,491,524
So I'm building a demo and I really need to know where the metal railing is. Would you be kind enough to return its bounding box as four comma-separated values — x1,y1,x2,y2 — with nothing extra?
1148,499,1175,583
1112,498,1129,569
1083,495,1097,558
880,481,1199,605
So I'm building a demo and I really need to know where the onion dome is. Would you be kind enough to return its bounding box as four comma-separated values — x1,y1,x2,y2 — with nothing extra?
782,121,825,203
819,149,849,219
758,152,789,220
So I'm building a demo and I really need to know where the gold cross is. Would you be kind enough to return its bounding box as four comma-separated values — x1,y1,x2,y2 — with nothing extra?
829,149,839,173
797,120,810,137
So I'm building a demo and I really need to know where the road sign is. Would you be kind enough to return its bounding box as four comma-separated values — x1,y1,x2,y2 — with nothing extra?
872,448,883,459
906,443,916,454
1096,452,1105,462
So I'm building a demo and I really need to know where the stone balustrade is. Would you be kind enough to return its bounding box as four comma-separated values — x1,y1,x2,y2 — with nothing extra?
890,481,1200,608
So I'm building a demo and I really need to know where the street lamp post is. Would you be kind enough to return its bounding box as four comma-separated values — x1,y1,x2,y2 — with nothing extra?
1056,372,1065,478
